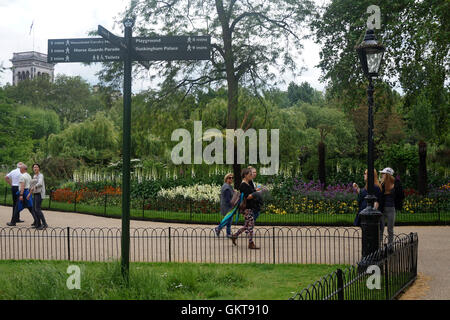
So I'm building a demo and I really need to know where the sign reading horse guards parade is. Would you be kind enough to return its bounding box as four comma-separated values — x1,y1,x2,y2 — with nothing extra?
48,35,210,63
48,38,124,63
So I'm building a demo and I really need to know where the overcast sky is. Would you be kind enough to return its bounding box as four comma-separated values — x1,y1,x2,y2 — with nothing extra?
0,0,328,93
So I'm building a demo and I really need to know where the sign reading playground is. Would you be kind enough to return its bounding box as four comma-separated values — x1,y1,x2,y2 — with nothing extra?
47,35,211,63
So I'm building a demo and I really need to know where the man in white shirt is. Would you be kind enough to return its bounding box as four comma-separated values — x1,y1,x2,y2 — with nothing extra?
5,162,24,223
7,164,37,226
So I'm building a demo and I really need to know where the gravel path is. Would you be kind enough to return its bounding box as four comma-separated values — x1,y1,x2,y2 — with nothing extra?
0,205,448,299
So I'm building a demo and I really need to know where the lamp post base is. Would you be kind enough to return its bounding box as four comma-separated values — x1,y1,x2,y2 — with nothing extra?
358,195,382,271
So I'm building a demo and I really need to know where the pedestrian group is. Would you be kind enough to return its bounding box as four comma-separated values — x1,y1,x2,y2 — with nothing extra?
4,162,48,230
215,165,404,249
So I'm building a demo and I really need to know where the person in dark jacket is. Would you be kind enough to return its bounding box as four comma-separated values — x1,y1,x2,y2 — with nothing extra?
352,169,382,226
214,173,235,237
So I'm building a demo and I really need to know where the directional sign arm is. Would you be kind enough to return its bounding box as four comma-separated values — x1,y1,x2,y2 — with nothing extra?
98,25,150,69
98,25,127,50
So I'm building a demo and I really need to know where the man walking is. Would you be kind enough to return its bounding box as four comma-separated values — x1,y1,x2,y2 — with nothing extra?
4,162,24,223
7,164,37,226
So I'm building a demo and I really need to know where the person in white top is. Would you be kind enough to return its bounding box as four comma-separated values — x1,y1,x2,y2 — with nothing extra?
5,162,24,222
7,164,38,226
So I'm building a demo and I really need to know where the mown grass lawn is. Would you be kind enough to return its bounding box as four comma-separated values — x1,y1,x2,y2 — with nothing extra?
0,260,346,300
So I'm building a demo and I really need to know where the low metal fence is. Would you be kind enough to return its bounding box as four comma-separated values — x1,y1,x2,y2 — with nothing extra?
0,226,362,265
2,186,449,226
290,232,418,300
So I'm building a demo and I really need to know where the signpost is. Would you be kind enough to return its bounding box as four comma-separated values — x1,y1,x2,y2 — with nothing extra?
48,19,210,281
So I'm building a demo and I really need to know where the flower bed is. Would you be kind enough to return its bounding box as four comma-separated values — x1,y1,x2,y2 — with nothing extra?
49,180,449,217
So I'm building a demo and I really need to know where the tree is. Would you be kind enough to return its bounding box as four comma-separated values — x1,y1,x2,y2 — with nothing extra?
287,81,323,105
47,112,120,165
312,0,449,143
3,77,53,107
4,75,109,125
49,75,105,124
14,105,60,140
101,0,314,186
0,102,34,166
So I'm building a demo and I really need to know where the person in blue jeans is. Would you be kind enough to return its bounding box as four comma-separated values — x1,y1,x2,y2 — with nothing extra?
215,173,235,237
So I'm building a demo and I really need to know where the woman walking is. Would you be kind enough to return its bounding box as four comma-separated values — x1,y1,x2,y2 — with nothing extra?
379,167,397,244
214,173,236,237
230,168,259,249
352,169,382,226
29,163,48,230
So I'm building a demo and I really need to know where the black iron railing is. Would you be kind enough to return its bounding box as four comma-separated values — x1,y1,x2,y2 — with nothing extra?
290,232,418,300
2,186,448,226
0,226,362,264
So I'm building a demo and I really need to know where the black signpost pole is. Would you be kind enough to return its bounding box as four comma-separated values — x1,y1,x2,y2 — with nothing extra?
48,22,210,283
121,18,134,282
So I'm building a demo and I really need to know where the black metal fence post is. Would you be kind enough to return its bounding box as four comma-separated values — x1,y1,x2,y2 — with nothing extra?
438,195,441,224
273,227,276,264
384,244,389,300
104,193,107,215
168,226,172,262
48,190,52,209
410,232,417,277
67,226,71,261
74,191,78,212
337,269,344,300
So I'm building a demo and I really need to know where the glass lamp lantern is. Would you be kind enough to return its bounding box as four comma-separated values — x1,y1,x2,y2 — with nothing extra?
356,29,385,78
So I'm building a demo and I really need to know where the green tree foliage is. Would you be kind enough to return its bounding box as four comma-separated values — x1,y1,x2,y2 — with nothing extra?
49,75,104,124
0,102,34,166
14,105,60,140
287,81,323,105
0,89,60,166
377,143,419,187
312,0,449,143
4,75,109,125
101,0,315,187
3,76,53,107
47,112,119,165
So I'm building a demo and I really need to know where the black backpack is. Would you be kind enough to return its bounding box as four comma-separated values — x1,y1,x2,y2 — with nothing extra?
394,178,405,211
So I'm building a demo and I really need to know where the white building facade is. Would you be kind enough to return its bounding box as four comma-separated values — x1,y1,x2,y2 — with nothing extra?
10,51,55,85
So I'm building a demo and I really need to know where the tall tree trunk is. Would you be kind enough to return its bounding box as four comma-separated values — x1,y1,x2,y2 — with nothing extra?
228,79,241,189
418,140,427,195
318,141,326,190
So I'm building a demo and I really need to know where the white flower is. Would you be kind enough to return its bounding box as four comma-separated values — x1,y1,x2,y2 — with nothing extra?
157,183,221,203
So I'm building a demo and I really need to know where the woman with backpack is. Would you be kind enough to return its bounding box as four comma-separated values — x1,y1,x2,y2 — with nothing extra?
379,167,404,244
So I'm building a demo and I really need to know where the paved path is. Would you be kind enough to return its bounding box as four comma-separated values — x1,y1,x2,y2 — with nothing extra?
0,205,448,299
394,225,450,300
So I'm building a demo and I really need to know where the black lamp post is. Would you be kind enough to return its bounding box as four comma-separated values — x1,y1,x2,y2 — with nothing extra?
355,29,385,258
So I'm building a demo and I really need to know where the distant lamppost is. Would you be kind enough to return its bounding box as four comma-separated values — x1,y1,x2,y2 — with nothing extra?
355,29,385,258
